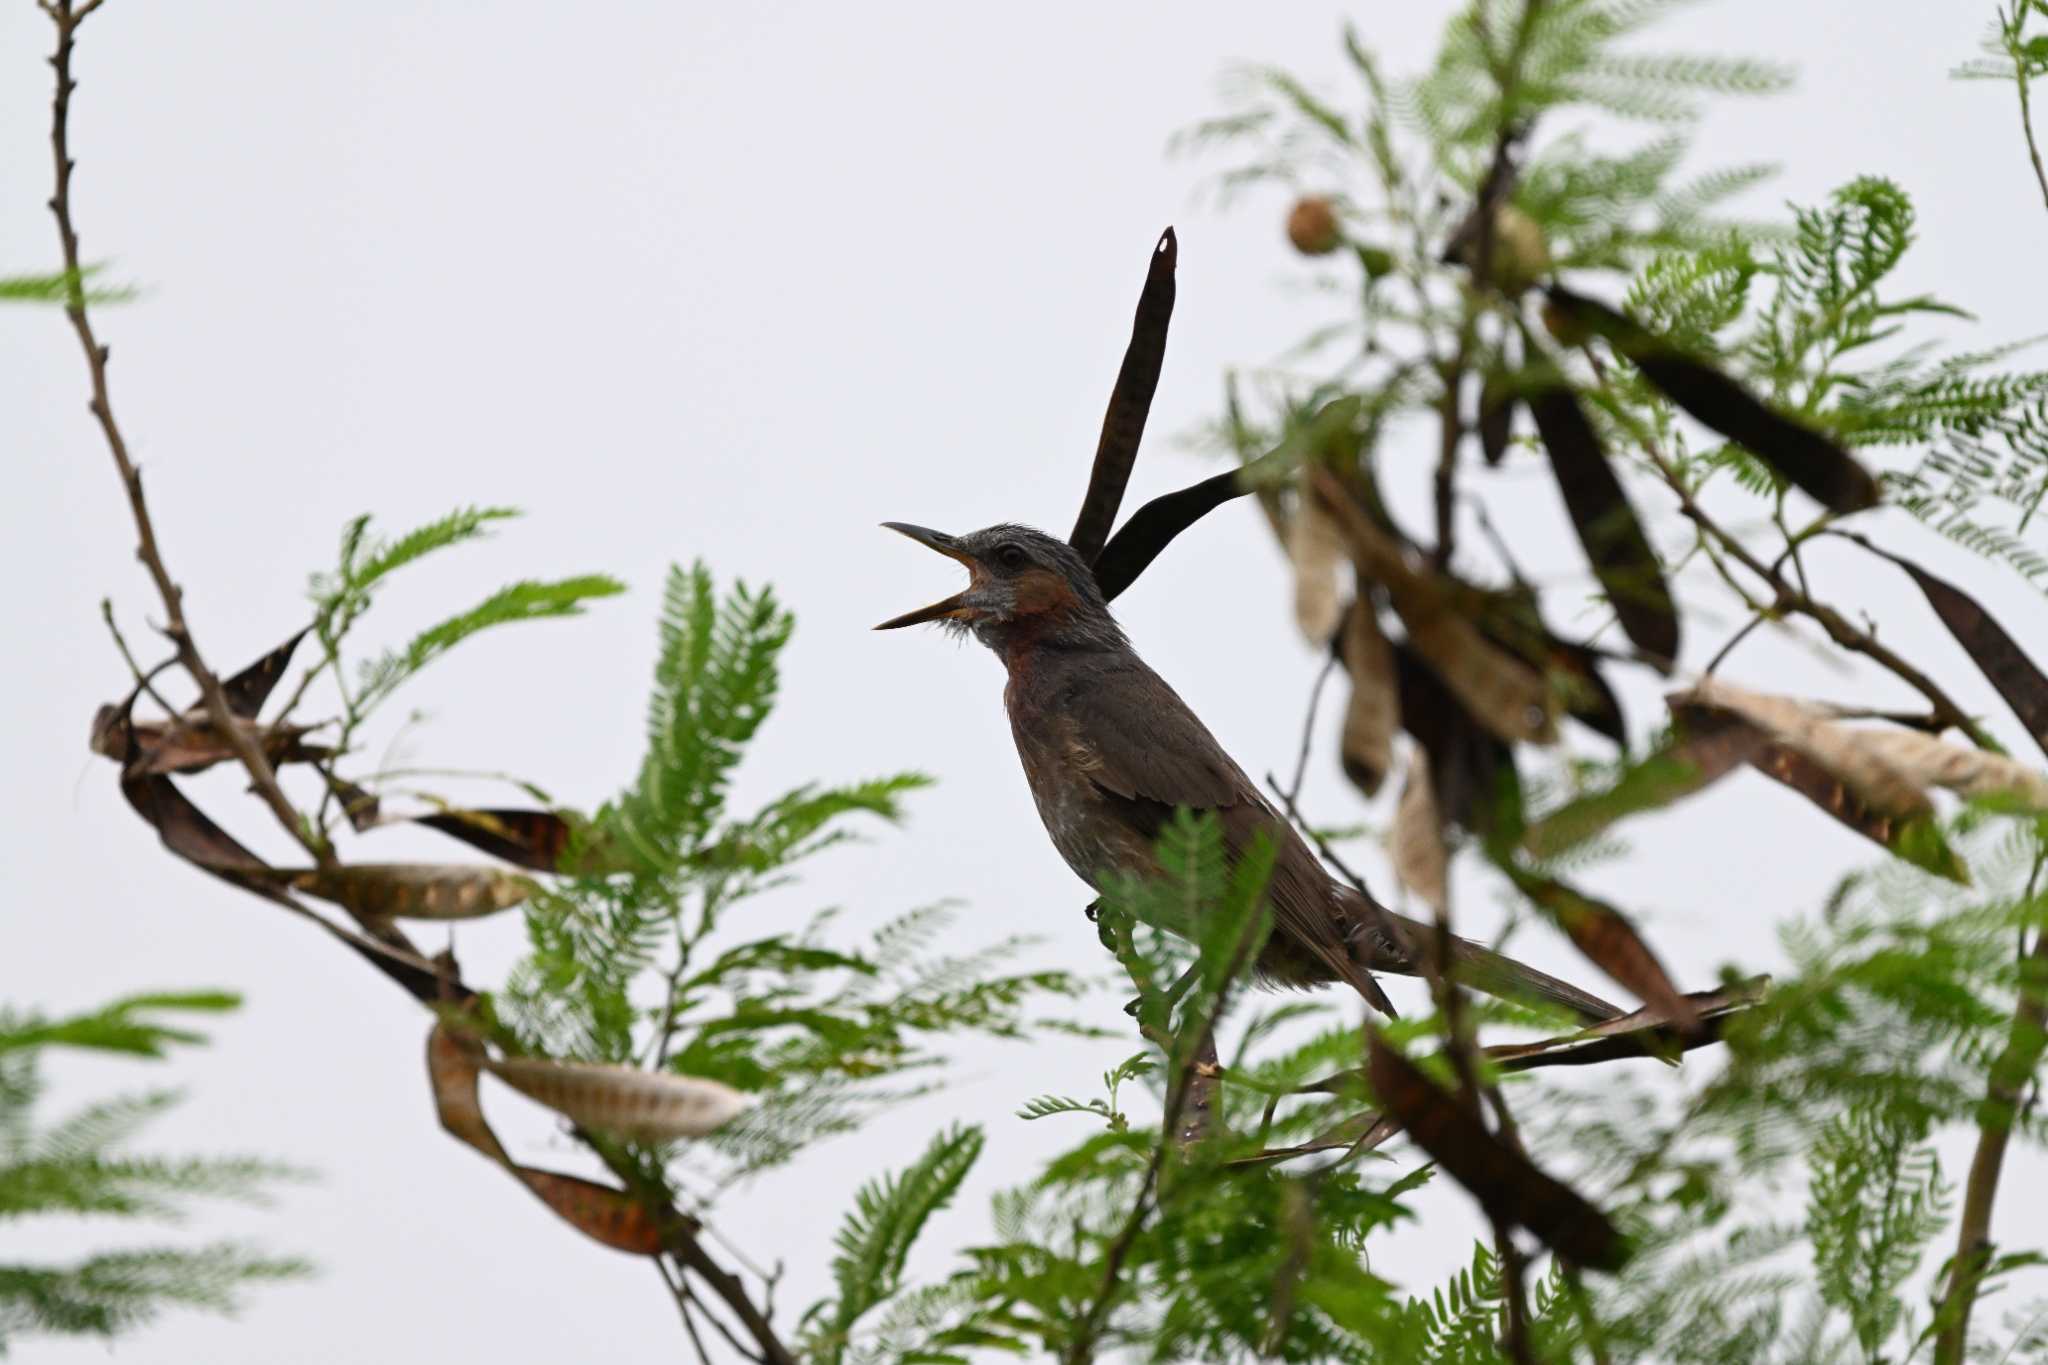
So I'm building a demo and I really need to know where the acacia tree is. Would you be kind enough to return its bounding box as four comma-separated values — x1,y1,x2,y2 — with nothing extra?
21,0,2048,1362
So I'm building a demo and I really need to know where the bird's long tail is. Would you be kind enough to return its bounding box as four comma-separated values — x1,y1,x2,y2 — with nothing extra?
1345,897,1622,1023
1442,935,1621,1023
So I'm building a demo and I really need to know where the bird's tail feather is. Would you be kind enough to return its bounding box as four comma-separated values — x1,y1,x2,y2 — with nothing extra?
1336,890,1622,1023
1445,936,1621,1023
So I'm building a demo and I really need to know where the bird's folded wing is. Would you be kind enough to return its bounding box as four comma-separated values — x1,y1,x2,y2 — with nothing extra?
1062,666,1389,1000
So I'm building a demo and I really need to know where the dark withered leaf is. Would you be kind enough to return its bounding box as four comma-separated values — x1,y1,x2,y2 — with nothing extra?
93,715,330,777
1501,867,1699,1033
1069,228,1178,561
516,1169,667,1256
1315,474,1556,744
1546,286,1878,514
1478,372,1517,467
1092,470,1247,603
1468,592,1627,745
1557,643,1626,744
415,807,578,873
1749,741,1969,883
1366,1031,1629,1271
1392,643,1520,836
322,770,382,832
118,769,451,1002
217,629,311,719
121,771,270,874
1864,542,2048,759
1523,378,1679,666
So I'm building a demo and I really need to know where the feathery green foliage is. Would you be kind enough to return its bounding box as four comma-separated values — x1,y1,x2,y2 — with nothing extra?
489,563,1081,1207
0,994,304,1351
804,1124,986,1363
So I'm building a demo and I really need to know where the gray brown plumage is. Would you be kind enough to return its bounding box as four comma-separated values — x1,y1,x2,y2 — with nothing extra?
877,521,1619,1023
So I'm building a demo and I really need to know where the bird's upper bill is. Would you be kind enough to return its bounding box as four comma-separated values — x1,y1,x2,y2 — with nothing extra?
874,522,984,630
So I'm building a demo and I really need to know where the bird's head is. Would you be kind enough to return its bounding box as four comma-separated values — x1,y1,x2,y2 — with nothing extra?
874,522,1125,653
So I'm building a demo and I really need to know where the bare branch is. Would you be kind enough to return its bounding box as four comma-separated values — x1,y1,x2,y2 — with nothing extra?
41,0,331,868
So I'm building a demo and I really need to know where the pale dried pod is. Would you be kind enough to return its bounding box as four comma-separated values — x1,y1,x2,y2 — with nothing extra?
483,1056,754,1142
1288,494,1347,643
1338,598,1398,795
1673,678,1927,815
291,863,531,920
1843,727,2048,809
1390,757,1448,916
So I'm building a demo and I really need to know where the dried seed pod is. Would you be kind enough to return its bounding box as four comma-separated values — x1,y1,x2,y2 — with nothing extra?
1390,759,1447,915
482,1056,754,1142
1289,493,1347,642
288,864,530,920
1338,598,1398,795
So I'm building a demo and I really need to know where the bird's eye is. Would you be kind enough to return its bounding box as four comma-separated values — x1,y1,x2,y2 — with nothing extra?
995,543,1028,569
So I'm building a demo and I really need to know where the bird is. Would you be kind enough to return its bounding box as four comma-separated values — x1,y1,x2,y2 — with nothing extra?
875,520,1620,1023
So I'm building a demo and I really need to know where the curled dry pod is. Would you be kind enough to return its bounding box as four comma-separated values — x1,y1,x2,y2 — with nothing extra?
483,1056,754,1142
1289,493,1347,643
1390,758,1448,916
1069,228,1178,562
1367,1030,1628,1271
1313,472,1557,744
288,863,530,920
1674,678,1928,816
1523,377,1679,666
1478,371,1516,467
1544,286,1877,513
1833,726,2048,810
1338,598,1398,795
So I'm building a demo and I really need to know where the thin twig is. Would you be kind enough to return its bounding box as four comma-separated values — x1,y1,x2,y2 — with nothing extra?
685,1278,770,1365
2005,3,2048,217
667,1224,796,1365
43,0,331,869
99,599,181,716
1286,651,1341,803
1644,437,1984,739
1932,849,2048,1365
659,1259,718,1365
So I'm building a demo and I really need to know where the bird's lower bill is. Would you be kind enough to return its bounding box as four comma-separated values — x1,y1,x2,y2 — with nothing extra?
874,521,985,630
874,591,979,631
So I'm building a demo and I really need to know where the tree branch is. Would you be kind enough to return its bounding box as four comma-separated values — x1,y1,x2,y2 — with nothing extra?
42,0,331,869
667,1225,796,1365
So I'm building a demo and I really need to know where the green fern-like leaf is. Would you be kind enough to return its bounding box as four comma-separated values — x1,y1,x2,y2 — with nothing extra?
355,574,624,711
810,1125,985,1361
602,563,793,872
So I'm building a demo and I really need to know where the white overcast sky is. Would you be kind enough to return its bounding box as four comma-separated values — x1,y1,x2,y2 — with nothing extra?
4,3,2046,1361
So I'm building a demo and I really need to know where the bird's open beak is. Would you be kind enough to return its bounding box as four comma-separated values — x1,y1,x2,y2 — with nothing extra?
875,522,983,630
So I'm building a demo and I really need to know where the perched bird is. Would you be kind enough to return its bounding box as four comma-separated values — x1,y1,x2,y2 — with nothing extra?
876,520,1619,1022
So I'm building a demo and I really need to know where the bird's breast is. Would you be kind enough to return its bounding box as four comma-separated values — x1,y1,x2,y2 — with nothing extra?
1005,677,1148,890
